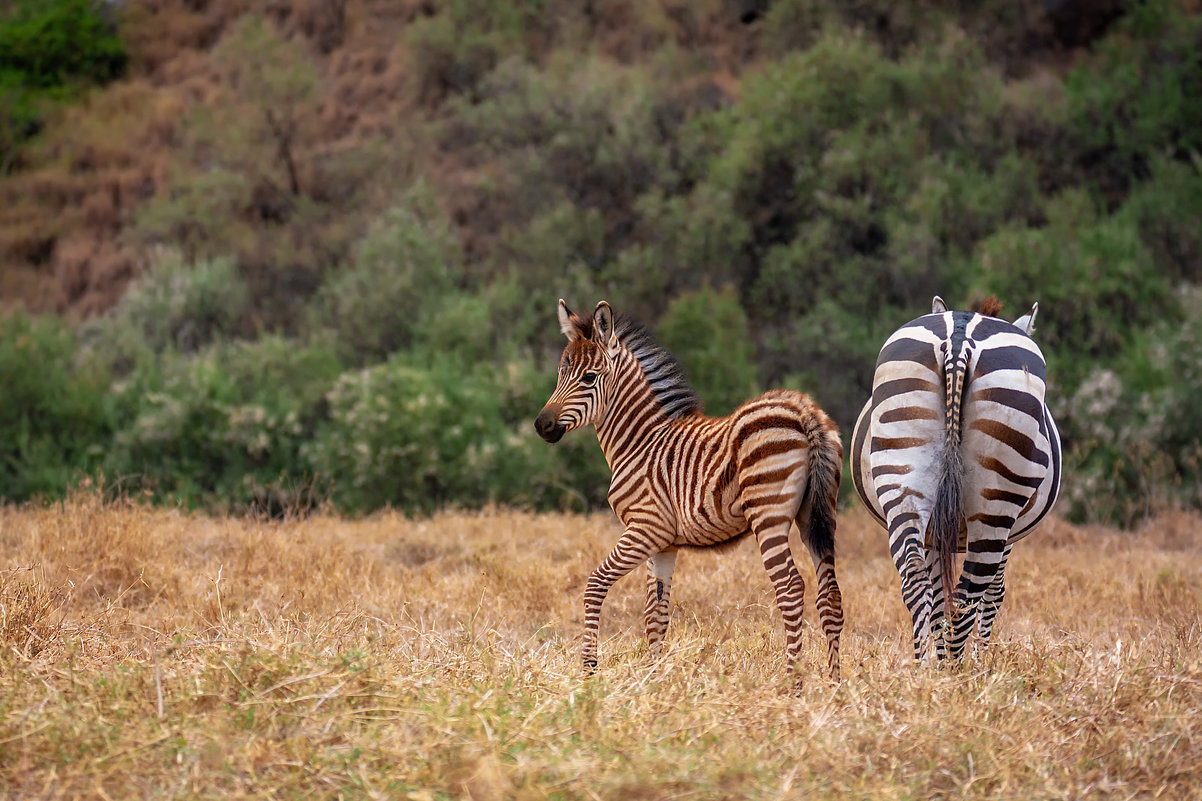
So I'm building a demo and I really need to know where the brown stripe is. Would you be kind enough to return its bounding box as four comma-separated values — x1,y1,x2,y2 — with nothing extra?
976,455,1042,489
873,377,939,408
879,406,940,424
872,436,930,450
969,419,1046,465
967,512,1015,529
981,487,1028,506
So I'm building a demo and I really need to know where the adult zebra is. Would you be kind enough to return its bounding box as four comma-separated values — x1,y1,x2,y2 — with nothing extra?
535,300,844,682
851,296,1061,661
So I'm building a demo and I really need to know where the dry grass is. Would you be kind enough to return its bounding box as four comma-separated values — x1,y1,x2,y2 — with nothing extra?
0,490,1198,799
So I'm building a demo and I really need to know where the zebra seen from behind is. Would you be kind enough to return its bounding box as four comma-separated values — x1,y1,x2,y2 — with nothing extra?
851,295,1062,661
535,299,845,683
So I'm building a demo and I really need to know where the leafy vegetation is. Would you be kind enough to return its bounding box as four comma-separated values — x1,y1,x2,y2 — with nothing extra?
0,0,126,171
0,0,1199,525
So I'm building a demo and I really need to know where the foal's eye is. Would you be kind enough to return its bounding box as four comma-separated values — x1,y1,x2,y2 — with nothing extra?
580,372,598,387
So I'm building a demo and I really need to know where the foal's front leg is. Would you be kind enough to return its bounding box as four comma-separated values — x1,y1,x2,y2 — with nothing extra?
582,528,665,674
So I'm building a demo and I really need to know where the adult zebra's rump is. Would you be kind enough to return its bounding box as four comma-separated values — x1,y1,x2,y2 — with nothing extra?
536,300,844,683
851,296,1061,661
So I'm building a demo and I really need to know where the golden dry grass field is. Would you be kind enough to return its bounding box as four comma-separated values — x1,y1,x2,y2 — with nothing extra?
1,490,1200,800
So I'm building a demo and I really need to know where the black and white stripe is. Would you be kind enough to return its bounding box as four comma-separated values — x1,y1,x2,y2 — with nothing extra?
850,296,1061,660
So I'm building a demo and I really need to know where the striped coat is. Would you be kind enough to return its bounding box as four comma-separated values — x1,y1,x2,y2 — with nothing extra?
850,296,1061,660
535,300,844,682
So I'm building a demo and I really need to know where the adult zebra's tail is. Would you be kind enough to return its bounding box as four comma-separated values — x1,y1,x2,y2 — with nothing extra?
932,337,970,625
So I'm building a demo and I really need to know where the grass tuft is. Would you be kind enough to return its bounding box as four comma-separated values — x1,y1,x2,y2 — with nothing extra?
0,491,1199,798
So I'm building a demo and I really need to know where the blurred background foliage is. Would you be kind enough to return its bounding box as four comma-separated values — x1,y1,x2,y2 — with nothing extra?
0,0,1200,526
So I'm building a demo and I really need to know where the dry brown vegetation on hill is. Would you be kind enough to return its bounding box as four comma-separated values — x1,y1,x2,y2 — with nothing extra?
0,0,420,315
1,493,1199,798
0,0,757,317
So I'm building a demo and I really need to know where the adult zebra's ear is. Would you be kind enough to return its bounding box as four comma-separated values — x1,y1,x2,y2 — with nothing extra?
1014,302,1039,336
932,296,948,314
593,301,616,348
558,299,581,341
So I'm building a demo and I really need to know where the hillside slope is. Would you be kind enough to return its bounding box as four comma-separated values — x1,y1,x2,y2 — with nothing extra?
0,0,1200,523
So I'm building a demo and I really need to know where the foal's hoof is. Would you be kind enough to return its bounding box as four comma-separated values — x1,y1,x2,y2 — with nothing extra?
582,658,598,677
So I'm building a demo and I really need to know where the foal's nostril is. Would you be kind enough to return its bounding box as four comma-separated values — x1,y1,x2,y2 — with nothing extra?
534,409,565,443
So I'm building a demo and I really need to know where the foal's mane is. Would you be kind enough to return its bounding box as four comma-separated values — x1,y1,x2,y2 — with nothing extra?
578,310,703,419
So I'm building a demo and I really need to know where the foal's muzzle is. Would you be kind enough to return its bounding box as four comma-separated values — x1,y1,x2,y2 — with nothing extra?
534,408,566,443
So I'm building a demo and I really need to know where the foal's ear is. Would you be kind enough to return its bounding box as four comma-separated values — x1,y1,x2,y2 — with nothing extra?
1013,302,1039,336
593,301,616,347
558,299,582,341
931,296,948,314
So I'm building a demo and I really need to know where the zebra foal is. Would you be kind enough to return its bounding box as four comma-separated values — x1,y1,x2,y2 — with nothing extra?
535,300,844,682
851,296,1061,661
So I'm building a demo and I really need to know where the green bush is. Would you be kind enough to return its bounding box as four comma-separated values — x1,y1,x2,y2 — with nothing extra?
304,355,602,514
0,312,110,500
0,0,126,89
1119,155,1202,284
449,53,691,305
307,190,462,364
81,253,249,374
656,286,759,416
971,190,1170,379
1065,0,1202,191
0,0,127,169
407,0,528,103
105,337,343,513
1059,286,1202,525
663,29,1040,426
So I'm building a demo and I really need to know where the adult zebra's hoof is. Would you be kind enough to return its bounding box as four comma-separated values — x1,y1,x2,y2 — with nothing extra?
582,658,598,677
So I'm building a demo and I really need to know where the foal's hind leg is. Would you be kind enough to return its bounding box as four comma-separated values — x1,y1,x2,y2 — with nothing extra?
798,501,843,681
643,549,678,658
803,540,843,681
752,518,807,672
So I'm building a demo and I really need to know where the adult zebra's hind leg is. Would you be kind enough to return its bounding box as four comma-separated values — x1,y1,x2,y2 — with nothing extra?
946,523,1011,660
976,543,1014,652
926,551,951,661
643,549,678,658
888,513,935,661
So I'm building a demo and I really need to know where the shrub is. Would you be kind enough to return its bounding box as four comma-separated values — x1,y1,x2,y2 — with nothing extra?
1065,0,1202,194
0,0,126,89
0,312,110,500
133,14,347,331
407,0,528,103
305,356,594,514
971,191,1170,377
1119,154,1202,284
0,0,127,169
449,54,688,288
1057,284,1202,526
80,252,249,373
106,336,344,512
656,286,759,415
307,189,463,364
